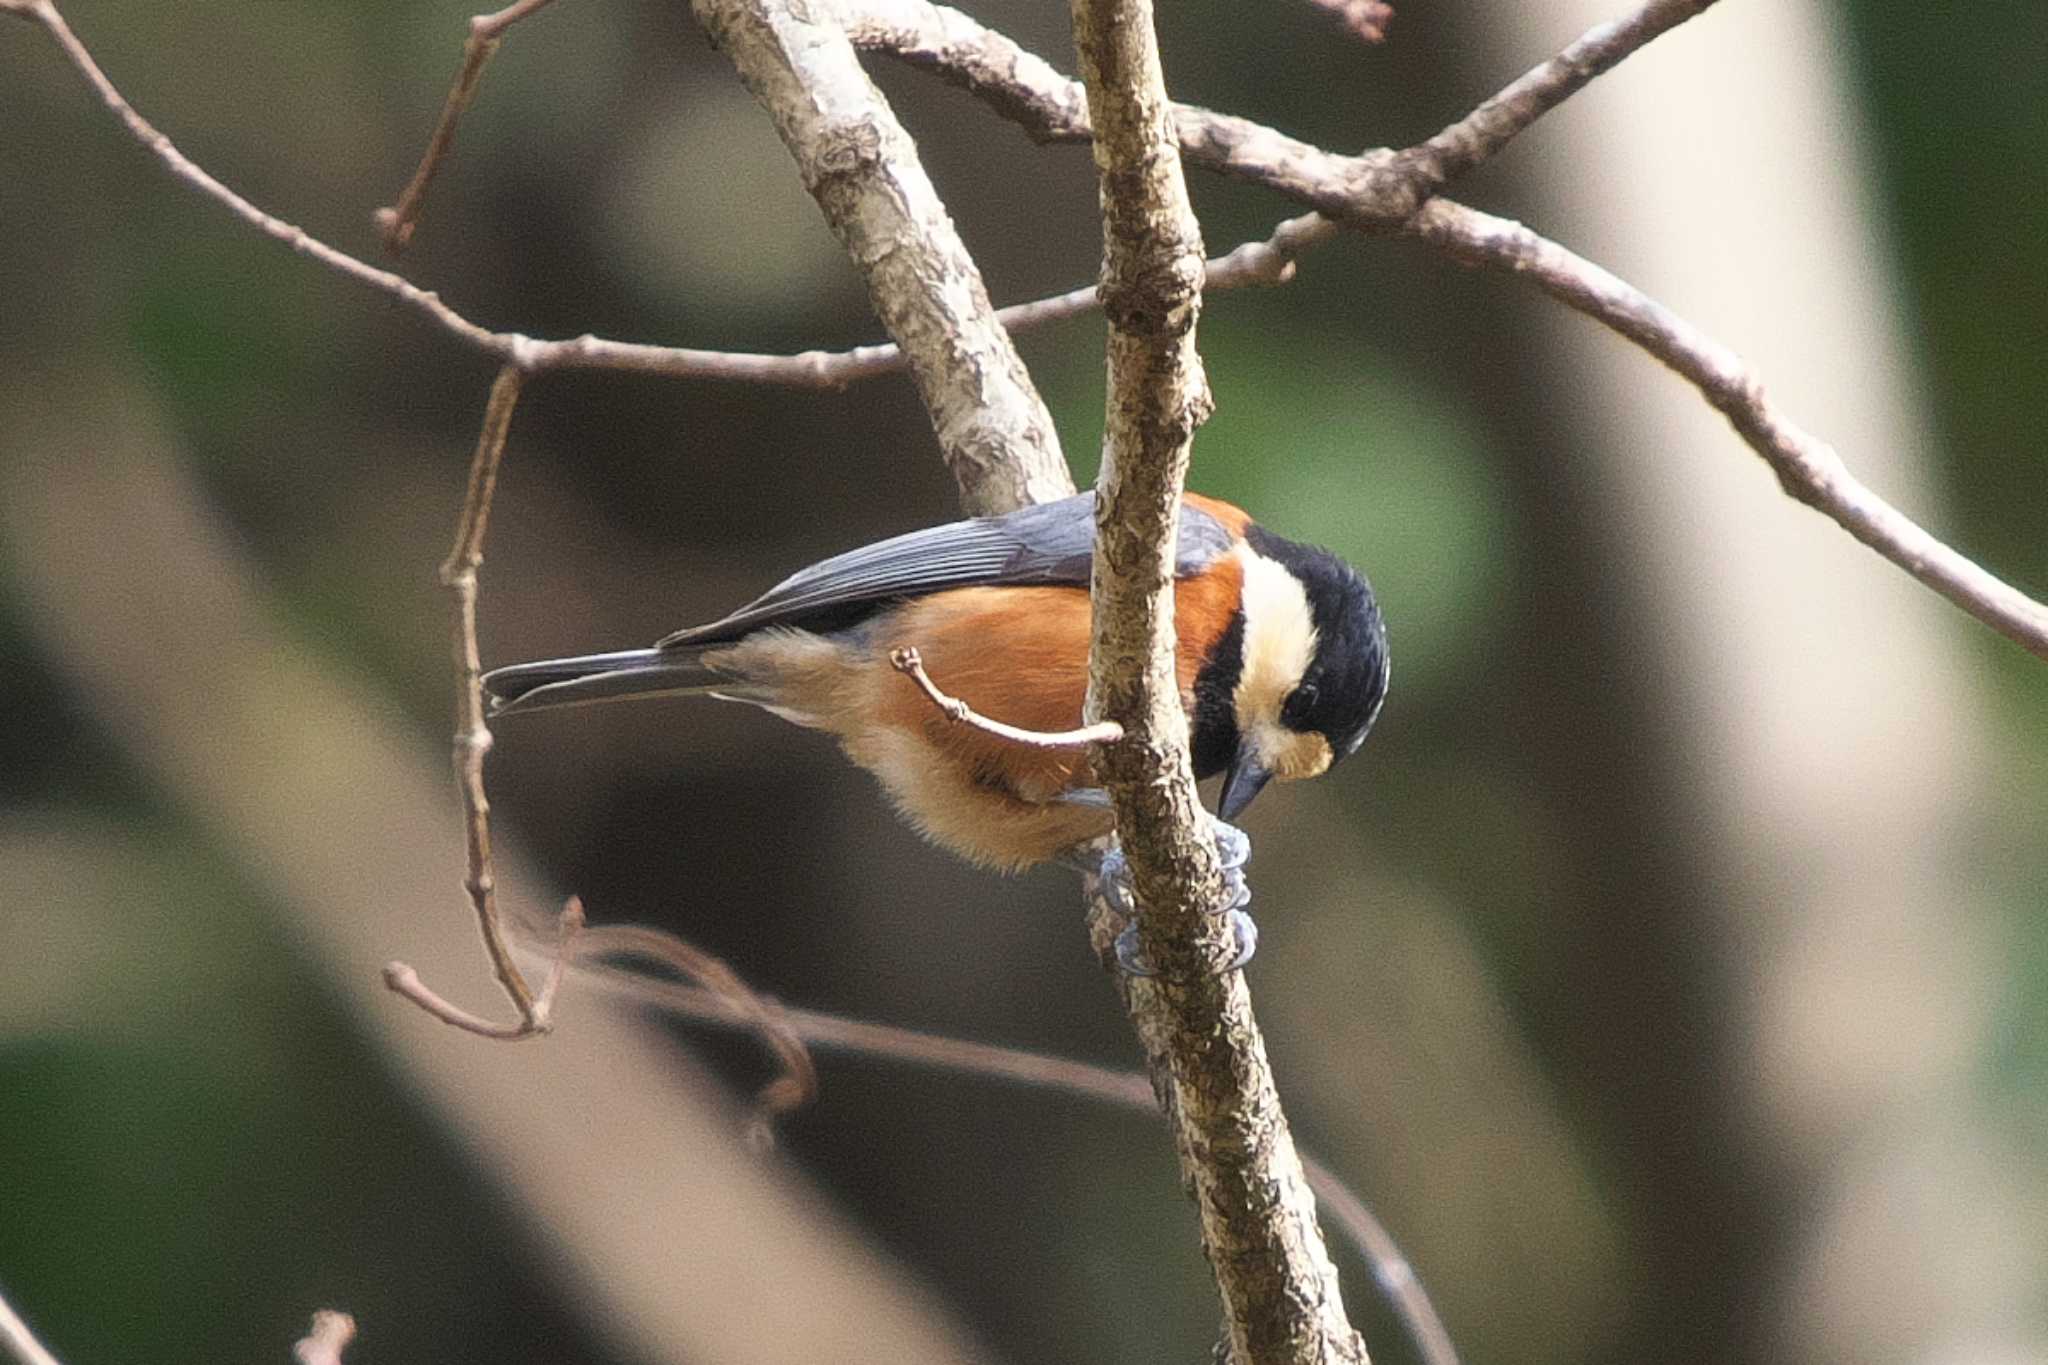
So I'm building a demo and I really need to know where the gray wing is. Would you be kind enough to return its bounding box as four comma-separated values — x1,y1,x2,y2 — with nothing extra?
657,492,1237,648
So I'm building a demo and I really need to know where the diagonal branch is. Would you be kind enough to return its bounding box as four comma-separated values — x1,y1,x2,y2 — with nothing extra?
1403,201,2048,658
0,1286,62,1365
686,0,1072,515
1395,0,1719,193
375,0,565,254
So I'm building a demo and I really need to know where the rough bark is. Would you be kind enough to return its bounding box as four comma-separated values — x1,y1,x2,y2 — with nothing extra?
1069,0,1368,1360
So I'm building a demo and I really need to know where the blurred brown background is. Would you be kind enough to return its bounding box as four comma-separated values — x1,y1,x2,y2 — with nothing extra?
3,1,2046,1362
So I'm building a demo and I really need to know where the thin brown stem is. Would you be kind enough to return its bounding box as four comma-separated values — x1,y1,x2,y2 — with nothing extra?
1,0,1295,398
889,647,1124,749
376,0,565,254
577,922,819,1146
446,365,535,1023
385,367,586,1040
1397,0,1718,193
291,1311,357,1365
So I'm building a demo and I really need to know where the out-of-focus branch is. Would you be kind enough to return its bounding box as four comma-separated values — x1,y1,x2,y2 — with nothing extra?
686,0,1070,515
374,0,564,254
1068,0,1366,1360
577,923,818,1146
570,960,1460,1365
846,0,2048,660
0,1288,62,1365
1297,0,1394,46
291,1311,357,1365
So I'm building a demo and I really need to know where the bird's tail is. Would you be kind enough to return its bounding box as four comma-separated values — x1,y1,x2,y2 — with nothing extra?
482,647,729,717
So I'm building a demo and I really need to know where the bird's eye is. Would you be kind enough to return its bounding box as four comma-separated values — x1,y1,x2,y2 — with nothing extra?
1284,681,1318,724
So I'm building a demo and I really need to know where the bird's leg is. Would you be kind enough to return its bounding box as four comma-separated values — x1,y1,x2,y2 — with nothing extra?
1061,802,1258,976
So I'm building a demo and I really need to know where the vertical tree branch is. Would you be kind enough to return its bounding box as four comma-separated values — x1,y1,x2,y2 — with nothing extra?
387,360,580,1040
1069,1,1368,1361
687,0,1073,516
442,364,538,1021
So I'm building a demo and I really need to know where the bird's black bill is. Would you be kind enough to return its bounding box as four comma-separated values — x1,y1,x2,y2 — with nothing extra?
1218,746,1273,821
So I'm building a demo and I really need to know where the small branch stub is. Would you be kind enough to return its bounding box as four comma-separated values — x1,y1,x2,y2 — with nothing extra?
890,646,1124,748
292,1311,357,1365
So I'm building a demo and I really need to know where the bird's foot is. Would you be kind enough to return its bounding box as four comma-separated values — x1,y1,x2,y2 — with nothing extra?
1087,819,1257,977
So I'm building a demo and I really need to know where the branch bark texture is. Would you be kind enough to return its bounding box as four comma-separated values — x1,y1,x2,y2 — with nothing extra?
687,0,1072,515
1069,0,1366,1360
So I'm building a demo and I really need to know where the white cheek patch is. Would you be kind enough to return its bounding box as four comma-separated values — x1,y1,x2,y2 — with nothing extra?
1232,544,1319,762
1252,720,1334,781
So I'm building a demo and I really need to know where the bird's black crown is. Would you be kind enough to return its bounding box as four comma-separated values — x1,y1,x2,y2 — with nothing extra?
1245,525,1389,763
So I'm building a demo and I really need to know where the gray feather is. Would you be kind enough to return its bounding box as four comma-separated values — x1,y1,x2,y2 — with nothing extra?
657,492,1235,649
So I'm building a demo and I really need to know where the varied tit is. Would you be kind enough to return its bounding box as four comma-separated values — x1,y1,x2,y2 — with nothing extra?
484,491,1387,958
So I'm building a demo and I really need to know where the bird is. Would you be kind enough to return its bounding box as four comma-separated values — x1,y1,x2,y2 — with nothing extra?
483,491,1387,961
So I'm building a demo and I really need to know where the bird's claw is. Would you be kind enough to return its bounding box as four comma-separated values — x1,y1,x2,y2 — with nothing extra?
1091,819,1258,977
1114,907,1259,977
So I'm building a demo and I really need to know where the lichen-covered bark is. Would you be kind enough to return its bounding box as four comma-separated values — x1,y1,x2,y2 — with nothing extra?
687,0,1072,516
1069,0,1368,1361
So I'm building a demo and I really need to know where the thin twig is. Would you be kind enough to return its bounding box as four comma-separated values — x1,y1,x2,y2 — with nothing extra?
376,0,564,254
449,364,537,1024
576,922,819,1147
571,963,1460,1365
888,647,1124,748
0,1287,62,1365
384,367,588,1040
1397,0,1717,192
1297,0,1392,45
291,1310,357,1365
0,0,1286,398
